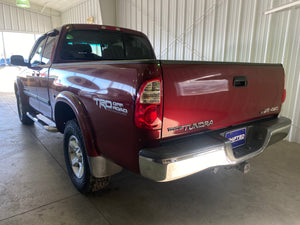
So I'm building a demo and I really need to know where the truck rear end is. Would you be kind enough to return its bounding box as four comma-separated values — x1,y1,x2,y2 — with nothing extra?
138,61,291,182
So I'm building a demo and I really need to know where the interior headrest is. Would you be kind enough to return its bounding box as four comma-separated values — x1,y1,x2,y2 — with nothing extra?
72,44,92,54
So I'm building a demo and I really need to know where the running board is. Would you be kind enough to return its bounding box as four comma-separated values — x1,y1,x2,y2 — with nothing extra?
26,112,58,132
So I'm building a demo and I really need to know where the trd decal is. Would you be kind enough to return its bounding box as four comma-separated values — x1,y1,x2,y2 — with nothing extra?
94,98,128,115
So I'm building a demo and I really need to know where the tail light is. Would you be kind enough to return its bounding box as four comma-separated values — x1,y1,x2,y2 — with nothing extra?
135,79,162,129
282,74,286,103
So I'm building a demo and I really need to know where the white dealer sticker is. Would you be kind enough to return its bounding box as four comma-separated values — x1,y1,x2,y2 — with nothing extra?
93,98,128,115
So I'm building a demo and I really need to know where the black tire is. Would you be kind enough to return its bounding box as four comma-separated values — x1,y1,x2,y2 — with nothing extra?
15,88,34,125
63,120,110,194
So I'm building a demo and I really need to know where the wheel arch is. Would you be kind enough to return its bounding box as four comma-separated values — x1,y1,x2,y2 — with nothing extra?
14,79,26,101
54,91,98,157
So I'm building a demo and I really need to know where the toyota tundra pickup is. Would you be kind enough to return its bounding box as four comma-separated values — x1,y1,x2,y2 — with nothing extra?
11,24,291,193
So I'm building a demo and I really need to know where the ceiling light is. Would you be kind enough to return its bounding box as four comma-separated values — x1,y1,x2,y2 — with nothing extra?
87,16,94,24
16,0,30,8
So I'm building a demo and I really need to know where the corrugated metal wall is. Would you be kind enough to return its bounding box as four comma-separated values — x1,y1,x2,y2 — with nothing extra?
116,0,300,143
61,0,102,25
0,2,54,33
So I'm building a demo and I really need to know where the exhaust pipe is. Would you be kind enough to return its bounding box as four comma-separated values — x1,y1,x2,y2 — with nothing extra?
236,161,250,174
212,162,250,174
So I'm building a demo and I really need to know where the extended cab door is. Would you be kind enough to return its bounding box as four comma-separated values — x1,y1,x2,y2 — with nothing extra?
37,33,58,118
21,36,47,110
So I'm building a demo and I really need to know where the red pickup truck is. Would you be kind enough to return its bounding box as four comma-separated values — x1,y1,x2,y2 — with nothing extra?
11,24,291,193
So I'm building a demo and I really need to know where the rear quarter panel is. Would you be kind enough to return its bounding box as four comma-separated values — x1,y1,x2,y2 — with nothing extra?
49,60,162,173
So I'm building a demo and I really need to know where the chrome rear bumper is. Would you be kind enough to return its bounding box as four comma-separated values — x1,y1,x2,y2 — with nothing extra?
139,117,291,182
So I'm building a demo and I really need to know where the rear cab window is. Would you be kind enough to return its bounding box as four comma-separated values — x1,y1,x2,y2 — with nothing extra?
60,29,155,61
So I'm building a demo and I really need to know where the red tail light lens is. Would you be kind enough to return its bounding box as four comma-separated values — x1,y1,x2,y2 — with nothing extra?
135,79,162,129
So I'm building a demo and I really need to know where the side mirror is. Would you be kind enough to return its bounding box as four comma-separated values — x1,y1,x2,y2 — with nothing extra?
10,55,26,66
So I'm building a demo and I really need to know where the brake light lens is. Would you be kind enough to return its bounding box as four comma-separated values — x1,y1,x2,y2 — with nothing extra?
135,79,162,129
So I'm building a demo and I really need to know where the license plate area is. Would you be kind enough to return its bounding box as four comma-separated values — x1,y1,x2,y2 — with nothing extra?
225,128,246,149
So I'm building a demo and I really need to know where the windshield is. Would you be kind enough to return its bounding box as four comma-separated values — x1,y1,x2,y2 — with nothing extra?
61,29,155,61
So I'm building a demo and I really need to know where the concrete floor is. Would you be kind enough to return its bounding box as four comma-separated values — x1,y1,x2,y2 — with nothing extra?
0,92,300,225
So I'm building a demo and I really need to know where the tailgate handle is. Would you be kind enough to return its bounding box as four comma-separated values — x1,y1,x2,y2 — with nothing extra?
233,76,248,87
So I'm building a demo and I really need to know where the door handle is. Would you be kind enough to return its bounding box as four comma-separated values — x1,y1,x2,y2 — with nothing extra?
233,76,248,87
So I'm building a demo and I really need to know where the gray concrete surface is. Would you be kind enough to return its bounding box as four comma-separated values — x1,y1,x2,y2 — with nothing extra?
0,92,300,225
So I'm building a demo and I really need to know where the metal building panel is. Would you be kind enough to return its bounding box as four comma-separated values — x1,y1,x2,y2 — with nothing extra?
131,0,137,30
147,0,155,50
193,0,206,60
61,0,102,25
224,0,242,61
10,6,19,31
3,4,12,30
213,0,227,61
154,0,161,58
285,10,300,133
267,1,292,64
0,4,5,30
87,0,92,22
44,15,52,32
202,0,216,61
116,0,123,27
136,0,142,31
141,0,148,34
250,0,272,62
183,0,195,61
292,71,300,143
72,8,75,23
160,0,169,59
77,6,81,23
175,0,185,60
236,0,255,62
282,8,299,122
0,2,53,34
23,11,32,32
17,9,26,32
31,13,39,33
167,0,177,60
76,5,81,23
125,0,131,28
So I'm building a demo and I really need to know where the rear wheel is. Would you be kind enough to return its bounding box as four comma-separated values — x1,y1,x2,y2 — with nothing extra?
63,120,110,193
15,88,34,125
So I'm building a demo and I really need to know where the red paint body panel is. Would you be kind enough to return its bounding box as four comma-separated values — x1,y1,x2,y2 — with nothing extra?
49,61,162,173
160,61,284,139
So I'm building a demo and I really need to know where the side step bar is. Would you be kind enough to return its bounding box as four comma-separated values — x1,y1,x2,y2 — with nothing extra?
26,112,58,132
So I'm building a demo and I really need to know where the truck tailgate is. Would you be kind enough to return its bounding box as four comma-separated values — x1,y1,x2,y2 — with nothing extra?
161,61,284,138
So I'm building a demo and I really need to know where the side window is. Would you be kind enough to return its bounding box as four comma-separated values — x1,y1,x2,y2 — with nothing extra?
41,36,56,64
30,38,46,66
